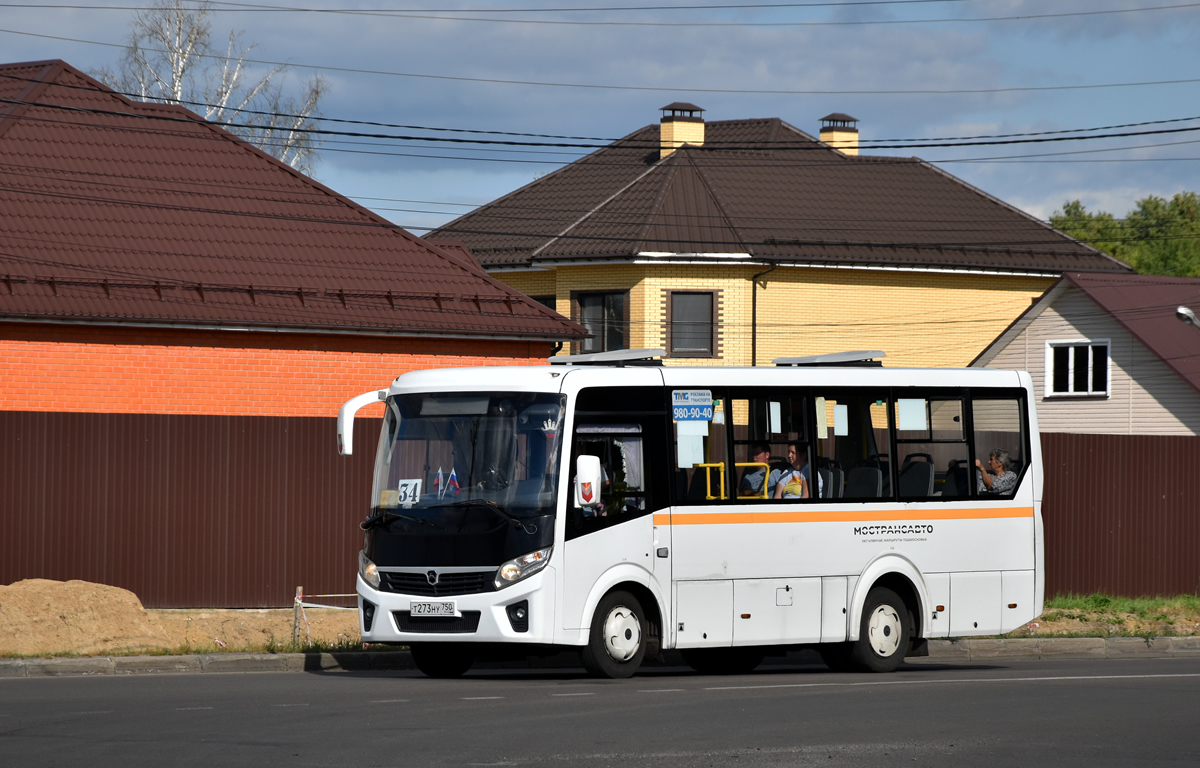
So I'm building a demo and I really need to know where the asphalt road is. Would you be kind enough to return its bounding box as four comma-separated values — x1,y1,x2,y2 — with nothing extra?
2,657,1199,767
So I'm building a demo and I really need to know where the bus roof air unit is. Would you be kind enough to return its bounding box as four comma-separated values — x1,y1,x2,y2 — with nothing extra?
548,348,666,367
773,350,886,367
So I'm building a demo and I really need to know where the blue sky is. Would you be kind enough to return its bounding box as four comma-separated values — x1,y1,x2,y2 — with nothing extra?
4,0,1199,234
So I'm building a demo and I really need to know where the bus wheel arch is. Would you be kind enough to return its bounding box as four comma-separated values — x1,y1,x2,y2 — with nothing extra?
580,581,662,678
847,557,927,648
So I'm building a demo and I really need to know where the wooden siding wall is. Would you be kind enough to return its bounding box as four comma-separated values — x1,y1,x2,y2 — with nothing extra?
986,288,1200,435
1042,432,1200,597
0,411,382,608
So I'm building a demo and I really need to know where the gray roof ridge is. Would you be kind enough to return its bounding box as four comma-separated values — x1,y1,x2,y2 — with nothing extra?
531,154,668,258
915,158,1132,273
0,60,63,142
630,154,682,253
677,147,751,254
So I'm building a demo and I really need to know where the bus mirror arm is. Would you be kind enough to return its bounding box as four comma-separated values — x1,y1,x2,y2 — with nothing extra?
574,455,603,509
337,390,388,456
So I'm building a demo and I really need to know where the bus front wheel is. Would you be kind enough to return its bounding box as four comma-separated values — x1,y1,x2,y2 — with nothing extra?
848,587,910,673
410,643,475,678
581,590,646,679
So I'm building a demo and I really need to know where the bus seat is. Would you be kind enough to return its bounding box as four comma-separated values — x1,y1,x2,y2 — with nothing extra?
818,467,833,499
844,467,882,498
942,465,968,497
831,467,845,498
898,460,934,497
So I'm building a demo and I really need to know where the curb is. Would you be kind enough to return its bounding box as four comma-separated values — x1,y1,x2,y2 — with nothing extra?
2,637,1197,679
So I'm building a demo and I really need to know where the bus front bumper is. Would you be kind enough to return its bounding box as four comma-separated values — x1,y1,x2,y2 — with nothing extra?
357,568,556,645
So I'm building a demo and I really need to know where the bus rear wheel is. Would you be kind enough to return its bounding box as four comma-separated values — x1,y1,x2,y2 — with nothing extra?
680,647,765,675
410,643,475,678
581,590,645,679
848,587,910,673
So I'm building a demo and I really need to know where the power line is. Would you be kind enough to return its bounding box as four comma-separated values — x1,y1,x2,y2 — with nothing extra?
5,26,1200,95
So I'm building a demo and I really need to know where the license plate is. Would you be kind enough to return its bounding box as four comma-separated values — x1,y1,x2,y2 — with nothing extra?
411,601,457,617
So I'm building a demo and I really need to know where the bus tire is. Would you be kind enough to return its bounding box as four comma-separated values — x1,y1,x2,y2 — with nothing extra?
581,590,645,679
680,647,765,675
410,643,475,678
848,587,910,673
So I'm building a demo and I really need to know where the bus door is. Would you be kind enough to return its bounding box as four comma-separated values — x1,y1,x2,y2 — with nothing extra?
562,385,670,636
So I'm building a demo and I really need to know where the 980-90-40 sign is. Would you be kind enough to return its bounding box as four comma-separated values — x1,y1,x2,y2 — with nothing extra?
671,390,713,421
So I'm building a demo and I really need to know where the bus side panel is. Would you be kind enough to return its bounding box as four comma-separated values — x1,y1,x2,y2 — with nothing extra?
821,576,849,643
675,580,733,648
1001,569,1037,633
949,572,1002,635
732,578,821,645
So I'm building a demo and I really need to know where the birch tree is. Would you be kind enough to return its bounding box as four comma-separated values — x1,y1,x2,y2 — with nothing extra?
94,0,326,174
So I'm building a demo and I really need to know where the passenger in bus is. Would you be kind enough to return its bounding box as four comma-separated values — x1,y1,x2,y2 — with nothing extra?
976,449,1018,495
738,442,773,497
771,442,821,499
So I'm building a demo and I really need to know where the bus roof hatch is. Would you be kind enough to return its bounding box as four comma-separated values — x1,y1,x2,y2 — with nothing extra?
773,350,886,367
548,348,666,366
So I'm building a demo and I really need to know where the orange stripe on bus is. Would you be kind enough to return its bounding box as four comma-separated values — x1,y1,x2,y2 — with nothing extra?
651,507,1033,526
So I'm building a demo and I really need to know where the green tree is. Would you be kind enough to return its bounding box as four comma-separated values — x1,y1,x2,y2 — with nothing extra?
1050,191,1200,277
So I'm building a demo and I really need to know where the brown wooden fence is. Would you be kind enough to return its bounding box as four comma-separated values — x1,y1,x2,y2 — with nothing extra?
1041,432,1200,597
3,413,1197,607
0,411,381,608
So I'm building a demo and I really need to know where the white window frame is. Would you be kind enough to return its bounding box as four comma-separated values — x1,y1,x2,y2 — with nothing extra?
1043,338,1111,399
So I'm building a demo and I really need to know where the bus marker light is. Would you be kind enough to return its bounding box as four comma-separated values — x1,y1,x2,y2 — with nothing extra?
1008,603,1018,609
741,614,751,619
935,605,945,612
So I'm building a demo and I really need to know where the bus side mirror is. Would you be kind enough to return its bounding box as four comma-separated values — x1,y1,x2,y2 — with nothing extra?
337,389,387,456
574,455,602,508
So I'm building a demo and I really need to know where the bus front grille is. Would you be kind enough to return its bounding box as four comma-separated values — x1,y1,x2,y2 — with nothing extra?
393,610,481,633
379,570,494,597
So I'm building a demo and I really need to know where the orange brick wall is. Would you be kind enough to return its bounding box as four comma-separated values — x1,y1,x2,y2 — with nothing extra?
0,324,553,417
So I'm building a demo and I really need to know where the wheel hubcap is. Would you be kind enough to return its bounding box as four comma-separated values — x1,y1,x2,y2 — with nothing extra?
603,605,641,662
866,603,902,658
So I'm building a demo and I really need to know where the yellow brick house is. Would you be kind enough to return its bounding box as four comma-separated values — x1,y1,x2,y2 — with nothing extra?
432,104,1129,367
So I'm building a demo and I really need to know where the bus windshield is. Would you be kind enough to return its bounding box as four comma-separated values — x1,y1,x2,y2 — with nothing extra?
371,391,566,521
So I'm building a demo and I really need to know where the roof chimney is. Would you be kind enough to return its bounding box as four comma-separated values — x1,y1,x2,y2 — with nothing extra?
819,113,859,156
660,102,705,159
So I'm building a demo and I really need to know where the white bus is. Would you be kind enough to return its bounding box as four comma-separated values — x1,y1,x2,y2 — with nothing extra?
338,349,1043,678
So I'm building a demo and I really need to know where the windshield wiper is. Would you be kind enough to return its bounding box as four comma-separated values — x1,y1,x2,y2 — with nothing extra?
430,499,538,534
360,511,444,531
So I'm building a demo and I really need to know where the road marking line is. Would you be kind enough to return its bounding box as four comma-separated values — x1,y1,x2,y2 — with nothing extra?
706,672,1200,692
74,710,113,715
462,696,505,700
551,692,595,697
639,689,685,693
175,707,213,711
369,699,410,703
272,703,311,707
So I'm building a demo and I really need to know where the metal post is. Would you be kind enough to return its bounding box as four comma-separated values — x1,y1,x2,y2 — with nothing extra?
293,586,303,645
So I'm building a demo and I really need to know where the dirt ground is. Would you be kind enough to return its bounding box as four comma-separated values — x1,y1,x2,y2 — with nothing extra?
2,579,1197,658
0,579,360,658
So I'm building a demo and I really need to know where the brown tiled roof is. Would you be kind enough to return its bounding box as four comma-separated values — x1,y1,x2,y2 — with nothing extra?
0,60,585,340
1062,272,1200,395
431,117,1130,275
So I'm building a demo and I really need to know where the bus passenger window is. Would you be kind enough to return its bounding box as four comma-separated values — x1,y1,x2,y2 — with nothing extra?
728,394,816,501
895,397,969,499
971,398,1026,497
815,392,891,500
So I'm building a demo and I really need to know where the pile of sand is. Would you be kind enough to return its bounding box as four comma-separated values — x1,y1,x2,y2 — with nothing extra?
0,579,360,658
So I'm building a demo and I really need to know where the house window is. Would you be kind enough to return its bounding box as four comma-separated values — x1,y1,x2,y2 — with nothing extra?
577,292,627,353
529,295,557,311
669,292,714,357
1047,340,1109,397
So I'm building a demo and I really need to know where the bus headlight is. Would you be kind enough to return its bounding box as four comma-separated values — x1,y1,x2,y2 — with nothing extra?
494,547,552,589
359,550,380,589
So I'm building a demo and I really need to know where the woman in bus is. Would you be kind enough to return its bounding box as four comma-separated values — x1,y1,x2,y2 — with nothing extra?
975,449,1018,495
772,442,820,499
